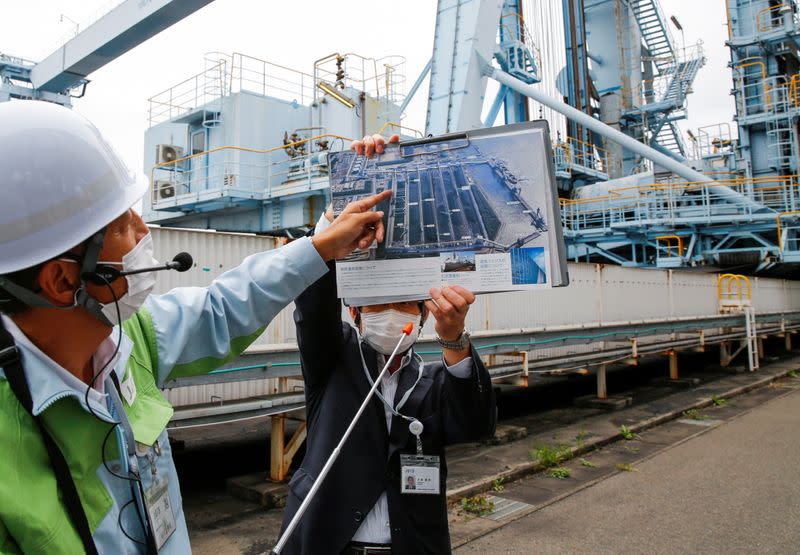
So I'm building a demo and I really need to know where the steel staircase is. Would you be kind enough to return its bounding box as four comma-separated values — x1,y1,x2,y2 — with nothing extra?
660,56,703,105
654,122,687,157
631,0,676,74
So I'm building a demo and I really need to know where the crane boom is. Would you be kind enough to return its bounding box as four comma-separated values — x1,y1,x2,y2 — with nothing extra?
30,0,215,93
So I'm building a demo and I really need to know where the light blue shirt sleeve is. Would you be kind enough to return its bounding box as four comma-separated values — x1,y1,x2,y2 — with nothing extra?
142,237,328,386
444,356,473,378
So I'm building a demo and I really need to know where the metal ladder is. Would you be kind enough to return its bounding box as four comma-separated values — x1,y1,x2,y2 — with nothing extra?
766,116,796,168
744,306,759,371
631,0,676,75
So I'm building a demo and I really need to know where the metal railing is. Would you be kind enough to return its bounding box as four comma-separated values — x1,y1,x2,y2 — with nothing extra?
755,1,799,33
694,123,735,158
639,44,705,106
655,235,684,257
560,175,800,233
553,137,611,176
718,273,752,307
497,11,541,83
777,210,800,251
313,53,406,105
734,59,771,116
149,134,352,209
148,53,318,126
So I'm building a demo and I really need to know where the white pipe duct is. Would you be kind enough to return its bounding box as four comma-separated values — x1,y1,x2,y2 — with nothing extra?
485,63,769,212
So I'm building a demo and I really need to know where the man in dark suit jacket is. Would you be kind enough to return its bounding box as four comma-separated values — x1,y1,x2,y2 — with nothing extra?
279,130,496,553
278,257,496,554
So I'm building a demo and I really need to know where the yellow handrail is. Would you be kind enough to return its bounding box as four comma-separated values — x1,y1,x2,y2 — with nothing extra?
756,3,790,33
735,59,772,109
717,273,751,303
559,174,800,206
149,133,354,192
377,121,423,138
789,73,800,107
152,133,353,172
777,210,800,251
656,235,684,257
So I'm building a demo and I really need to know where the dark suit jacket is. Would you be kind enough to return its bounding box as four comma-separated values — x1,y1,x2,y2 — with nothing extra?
279,263,496,555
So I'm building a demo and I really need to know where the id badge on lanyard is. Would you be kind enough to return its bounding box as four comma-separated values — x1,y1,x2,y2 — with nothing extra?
144,477,177,550
400,418,440,495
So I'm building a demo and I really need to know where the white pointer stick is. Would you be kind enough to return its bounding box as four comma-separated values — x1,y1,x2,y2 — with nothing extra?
272,322,415,554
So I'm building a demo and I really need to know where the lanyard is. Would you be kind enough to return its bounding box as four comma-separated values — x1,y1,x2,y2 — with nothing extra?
356,331,424,423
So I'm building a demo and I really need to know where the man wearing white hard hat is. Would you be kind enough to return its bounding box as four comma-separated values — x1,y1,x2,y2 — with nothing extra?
0,100,391,554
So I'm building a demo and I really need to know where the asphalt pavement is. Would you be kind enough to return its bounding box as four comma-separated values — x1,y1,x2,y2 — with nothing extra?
455,384,800,554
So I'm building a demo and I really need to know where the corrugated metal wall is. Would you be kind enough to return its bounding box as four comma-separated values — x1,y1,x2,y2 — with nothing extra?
151,227,800,406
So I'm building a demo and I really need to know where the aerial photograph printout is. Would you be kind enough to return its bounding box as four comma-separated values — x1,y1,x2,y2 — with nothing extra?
329,122,568,303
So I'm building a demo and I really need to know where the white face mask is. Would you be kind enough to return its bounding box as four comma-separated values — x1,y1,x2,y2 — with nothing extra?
95,233,158,325
360,309,422,355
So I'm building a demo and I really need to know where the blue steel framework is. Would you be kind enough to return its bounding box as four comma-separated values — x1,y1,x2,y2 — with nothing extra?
553,0,799,273
1,0,799,272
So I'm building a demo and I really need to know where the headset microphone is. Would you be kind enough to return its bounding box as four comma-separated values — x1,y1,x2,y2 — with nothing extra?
83,252,194,284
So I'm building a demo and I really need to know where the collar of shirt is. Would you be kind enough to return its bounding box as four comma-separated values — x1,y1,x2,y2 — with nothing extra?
1,315,132,421
376,350,413,377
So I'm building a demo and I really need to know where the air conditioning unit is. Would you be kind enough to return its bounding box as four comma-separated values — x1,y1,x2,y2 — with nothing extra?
156,144,184,166
151,179,176,204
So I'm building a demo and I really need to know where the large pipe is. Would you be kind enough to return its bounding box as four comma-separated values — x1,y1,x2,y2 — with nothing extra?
484,61,769,212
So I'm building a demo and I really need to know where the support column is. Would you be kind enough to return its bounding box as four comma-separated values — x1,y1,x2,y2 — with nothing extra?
720,341,731,367
597,364,607,399
786,333,793,351
270,377,289,482
270,415,286,482
757,337,765,360
669,350,679,380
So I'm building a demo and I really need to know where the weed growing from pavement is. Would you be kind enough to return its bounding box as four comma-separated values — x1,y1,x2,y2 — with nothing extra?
580,458,596,468
616,463,637,472
491,478,505,492
530,443,573,468
575,430,588,447
623,445,640,453
460,494,494,517
549,467,571,479
683,408,710,420
789,370,798,378
620,425,639,440
711,395,727,407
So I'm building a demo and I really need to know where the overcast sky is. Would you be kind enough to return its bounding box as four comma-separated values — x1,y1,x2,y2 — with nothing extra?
3,1,732,174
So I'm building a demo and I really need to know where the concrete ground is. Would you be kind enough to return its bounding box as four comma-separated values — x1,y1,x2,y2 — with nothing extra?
455,383,800,554
180,349,800,555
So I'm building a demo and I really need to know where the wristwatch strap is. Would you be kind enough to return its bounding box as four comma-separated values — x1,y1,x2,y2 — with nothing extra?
436,330,470,350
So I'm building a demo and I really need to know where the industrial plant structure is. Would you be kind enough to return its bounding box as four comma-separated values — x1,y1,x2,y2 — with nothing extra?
2,0,799,480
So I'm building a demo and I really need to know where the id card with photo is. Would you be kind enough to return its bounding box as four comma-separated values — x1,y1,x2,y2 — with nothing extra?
145,478,177,550
400,454,440,495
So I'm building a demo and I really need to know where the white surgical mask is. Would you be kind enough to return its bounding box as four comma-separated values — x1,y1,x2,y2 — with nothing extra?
96,233,159,325
58,233,159,325
360,309,421,355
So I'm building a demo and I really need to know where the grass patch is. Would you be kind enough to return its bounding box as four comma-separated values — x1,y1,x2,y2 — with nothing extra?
623,445,640,453
460,494,494,517
616,463,637,472
575,429,588,447
710,395,727,407
580,458,596,468
549,467,571,479
683,408,709,421
788,370,798,379
491,478,505,493
620,425,638,440
530,443,573,468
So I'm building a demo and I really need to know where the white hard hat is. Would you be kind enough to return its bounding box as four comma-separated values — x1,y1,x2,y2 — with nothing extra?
0,100,148,275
